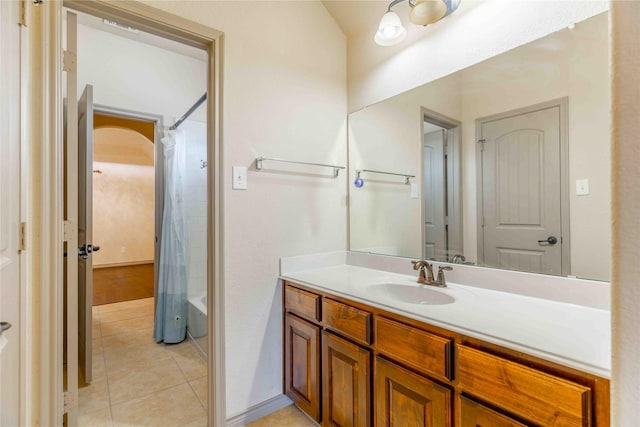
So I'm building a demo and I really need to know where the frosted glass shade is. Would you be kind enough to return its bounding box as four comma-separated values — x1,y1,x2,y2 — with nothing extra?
409,0,447,26
374,11,407,46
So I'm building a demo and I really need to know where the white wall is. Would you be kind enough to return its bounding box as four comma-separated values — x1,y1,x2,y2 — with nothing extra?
348,0,608,112
139,1,347,418
76,22,207,124
92,127,155,267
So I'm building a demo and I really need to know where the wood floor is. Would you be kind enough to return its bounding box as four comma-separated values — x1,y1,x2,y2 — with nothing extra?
93,263,154,306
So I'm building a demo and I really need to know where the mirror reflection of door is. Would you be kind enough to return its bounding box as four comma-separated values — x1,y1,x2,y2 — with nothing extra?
421,112,462,263
423,128,447,260
478,100,568,276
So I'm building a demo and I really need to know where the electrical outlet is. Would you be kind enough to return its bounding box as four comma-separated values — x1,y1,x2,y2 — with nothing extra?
120,246,126,253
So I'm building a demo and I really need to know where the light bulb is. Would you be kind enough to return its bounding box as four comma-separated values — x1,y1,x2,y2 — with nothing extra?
374,11,407,46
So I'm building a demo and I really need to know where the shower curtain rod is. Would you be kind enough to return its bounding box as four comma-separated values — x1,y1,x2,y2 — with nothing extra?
169,93,207,130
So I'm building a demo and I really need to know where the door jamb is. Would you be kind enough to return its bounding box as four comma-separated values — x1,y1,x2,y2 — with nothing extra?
475,97,570,276
42,1,225,425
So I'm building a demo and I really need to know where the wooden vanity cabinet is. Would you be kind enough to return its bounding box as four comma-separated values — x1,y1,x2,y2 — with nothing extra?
284,312,321,422
322,331,371,427
282,281,610,427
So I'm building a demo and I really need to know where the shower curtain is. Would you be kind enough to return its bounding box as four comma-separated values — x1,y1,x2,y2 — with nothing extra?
154,129,188,344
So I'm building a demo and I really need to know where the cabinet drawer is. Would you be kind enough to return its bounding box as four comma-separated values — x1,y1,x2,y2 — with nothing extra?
376,317,452,380
322,298,372,344
460,396,527,427
457,345,591,427
285,284,320,322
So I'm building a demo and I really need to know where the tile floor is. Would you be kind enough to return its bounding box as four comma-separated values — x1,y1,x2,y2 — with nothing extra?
80,297,316,427
80,297,207,427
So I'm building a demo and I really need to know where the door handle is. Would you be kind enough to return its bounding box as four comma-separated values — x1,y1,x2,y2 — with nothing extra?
0,322,12,334
78,244,100,259
538,236,558,245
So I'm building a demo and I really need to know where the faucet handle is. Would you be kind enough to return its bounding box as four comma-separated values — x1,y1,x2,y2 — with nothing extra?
436,265,453,287
411,260,427,270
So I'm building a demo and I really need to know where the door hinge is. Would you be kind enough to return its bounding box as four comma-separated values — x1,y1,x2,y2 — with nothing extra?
62,50,77,73
63,391,78,413
18,222,26,253
63,220,76,242
19,0,27,26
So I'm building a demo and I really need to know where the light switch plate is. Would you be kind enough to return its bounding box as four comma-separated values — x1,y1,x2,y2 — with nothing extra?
410,183,419,199
576,178,589,196
232,166,247,190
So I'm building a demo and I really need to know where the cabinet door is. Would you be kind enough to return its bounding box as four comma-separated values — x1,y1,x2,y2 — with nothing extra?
322,331,371,427
285,313,321,422
460,396,527,427
375,357,451,427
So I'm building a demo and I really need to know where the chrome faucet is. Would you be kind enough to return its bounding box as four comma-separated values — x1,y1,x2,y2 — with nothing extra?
412,260,434,284
451,254,466,264
412,261,452,288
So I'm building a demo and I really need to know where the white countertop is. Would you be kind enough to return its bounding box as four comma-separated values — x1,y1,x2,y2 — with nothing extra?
281,264,611,378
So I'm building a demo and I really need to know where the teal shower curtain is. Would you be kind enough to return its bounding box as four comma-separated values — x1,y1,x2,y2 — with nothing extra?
153,129,188,344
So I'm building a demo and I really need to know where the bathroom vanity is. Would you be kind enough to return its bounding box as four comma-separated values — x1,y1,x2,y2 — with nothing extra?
280,257,610,427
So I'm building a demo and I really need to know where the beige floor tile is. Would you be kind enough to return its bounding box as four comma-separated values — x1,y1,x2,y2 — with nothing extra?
92,322,102,339
90,353,107,382
93,338,104,357
111,383,206,427
172,347,207,382
101,329,157,354
79,375,110,412
98,298,154,315
107,355,187,404
103,341,172,374
99,305,154,324
78,405,113,427
180,416,207,427
100,316,154,338
247,405,317,427
189,377,207,409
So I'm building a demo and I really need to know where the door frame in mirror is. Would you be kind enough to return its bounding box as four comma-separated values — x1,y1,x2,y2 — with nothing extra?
475,97,570,276
420,107,463,262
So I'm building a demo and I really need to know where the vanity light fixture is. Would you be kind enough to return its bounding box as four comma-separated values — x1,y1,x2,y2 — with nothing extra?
374,0,461,46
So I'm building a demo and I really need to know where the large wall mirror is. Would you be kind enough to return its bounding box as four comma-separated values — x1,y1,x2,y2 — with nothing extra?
348,12,610,282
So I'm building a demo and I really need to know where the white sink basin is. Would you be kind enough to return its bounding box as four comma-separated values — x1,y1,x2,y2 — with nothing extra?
367,283,455,305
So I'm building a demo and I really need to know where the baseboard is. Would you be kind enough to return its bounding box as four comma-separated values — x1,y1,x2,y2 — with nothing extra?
225,394,293,426
93,260,154,269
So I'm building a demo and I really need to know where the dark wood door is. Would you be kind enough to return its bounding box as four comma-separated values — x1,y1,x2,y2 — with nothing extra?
459,396,527,427
322,331,371,427
375,356,451,427
285,313,321,422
